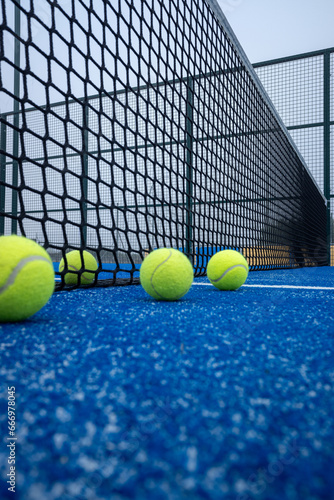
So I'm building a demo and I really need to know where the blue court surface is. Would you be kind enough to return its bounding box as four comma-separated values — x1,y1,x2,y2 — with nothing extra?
1,267,334,500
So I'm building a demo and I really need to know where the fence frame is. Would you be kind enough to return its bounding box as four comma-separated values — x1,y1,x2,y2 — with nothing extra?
253,47,334,266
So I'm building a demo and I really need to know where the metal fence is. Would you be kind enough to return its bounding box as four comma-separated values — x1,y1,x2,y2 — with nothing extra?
254,47,334,264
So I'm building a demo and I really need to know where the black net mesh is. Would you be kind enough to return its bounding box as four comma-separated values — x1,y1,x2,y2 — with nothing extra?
0,0,328,289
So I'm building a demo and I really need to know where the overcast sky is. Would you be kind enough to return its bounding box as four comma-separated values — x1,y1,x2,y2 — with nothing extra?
219,0,334,63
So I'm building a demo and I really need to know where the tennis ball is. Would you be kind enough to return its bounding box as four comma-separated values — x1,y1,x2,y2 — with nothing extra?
0,235,55,322
59,250,98,285
140,248,193,301
207,250,249,290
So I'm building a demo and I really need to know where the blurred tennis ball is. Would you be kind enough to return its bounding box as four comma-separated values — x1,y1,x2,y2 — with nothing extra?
59,250,98,285
140,248,193,301
0,235,55,322
207,250,249,290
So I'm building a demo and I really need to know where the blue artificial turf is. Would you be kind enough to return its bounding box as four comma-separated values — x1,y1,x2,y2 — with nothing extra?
0,267,334,500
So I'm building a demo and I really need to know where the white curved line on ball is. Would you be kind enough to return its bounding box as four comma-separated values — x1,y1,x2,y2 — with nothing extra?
0,256,52,296
150,249,173,300
60,264,79,272
210,264,247,283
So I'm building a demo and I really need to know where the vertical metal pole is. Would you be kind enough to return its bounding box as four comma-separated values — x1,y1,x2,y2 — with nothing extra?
185,76,194,262
0,116,7,235
12,0,21,235
81,102,89,247
324,50,331,266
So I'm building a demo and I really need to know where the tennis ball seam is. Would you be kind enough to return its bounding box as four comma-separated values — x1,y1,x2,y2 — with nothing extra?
150,249,173,300
0,256,52,295
59,264,79,272
209,264,248,283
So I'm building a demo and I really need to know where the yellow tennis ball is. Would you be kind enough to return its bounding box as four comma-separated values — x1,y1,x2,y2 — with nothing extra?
140,248,193,301
207,250,249,290
0,235,55,322
59,250,98,285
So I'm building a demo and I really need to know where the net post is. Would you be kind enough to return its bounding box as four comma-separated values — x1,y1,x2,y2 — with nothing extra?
11,0,21,235
0,115,7,235
81,101,89,248
185,76,194,263
324,50,331,266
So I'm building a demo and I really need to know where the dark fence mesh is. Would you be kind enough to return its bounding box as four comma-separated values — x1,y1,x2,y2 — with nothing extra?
254,48,334,265
0,0,328,289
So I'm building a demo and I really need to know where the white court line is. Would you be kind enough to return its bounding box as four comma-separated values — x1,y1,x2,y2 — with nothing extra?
193,283,334,291
54,279,334,291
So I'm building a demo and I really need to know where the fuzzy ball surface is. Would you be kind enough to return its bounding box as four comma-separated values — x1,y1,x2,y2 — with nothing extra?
207,250,249,290
0,235,55,322
140,248,194,301
59,250,98,285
